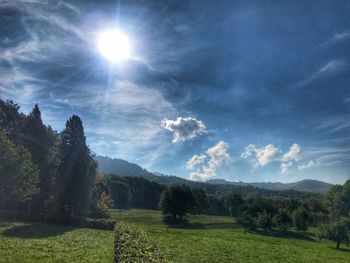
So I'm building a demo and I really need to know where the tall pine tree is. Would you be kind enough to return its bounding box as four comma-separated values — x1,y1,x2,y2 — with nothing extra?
58,115,96,216
23,105,56,212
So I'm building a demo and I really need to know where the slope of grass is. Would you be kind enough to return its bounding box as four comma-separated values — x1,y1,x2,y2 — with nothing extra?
0,222,113,263
110,209,350,263
1,210,349,262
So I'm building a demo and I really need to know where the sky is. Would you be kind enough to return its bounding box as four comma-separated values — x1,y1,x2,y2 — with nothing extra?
0,0,349,184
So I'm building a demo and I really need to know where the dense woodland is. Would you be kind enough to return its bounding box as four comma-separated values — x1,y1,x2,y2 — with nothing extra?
0,99,110,220
0,99,349,248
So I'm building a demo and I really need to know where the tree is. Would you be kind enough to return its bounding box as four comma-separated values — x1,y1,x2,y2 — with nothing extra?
90,173,113,218
226,192,244,216
192,188,209,214
293,207,310,232
324,185,347,219
319,220,349,249
159,184,195,222
237,212,256,233
274,209,292,231
23,105,56,211
0,131,39,210
57,115,96,216
258,211,273,230
0,99,26,144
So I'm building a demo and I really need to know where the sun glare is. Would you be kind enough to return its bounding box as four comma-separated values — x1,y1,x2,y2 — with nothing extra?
97,29,131,62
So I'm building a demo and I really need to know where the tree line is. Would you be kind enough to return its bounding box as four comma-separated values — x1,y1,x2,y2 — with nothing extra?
158,182,350,249
0,99,110,220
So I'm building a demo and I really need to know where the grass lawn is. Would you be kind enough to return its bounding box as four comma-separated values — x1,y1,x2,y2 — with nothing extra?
0,221,113,263
110,209,350,263
1,210,349,262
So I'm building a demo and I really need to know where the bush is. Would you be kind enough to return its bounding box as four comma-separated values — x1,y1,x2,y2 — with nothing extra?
114,222,166,263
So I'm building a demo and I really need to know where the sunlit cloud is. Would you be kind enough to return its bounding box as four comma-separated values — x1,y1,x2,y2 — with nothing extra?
188,141,231,181
161,117,207,143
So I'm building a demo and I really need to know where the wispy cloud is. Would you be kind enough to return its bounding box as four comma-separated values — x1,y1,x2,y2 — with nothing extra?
294,59,347,87
317,31,350,49
298,160,316,170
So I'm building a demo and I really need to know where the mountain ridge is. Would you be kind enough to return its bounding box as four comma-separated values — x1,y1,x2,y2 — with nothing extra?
95,155,333,194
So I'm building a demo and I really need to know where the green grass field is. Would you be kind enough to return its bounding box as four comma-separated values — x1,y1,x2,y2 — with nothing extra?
1,210,349,262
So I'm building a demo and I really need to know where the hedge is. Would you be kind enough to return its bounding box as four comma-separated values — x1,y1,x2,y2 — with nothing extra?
114,222,166,263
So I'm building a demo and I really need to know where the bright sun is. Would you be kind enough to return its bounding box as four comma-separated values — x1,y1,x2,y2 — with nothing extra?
97,29,131,62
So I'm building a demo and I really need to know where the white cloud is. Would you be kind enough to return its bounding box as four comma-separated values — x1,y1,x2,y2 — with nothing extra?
280,162,292,174
298,160,316,170
161,117,207,143
242,143,304,174
256,144,279,166
282,143,301,162
186,154,206,169
188,141,231,181
241,144,279,167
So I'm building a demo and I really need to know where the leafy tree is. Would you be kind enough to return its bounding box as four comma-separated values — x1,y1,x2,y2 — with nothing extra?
207,195,230,216
258,211,273,230
324,185,347,219
274,209,292,231
226,192,244,216
319,220,349,249
57,115,96,216
192,188,209,214
237,212,256,233
293,207,310,232
159,184,195,221
0,131,39,210
90,173,113,218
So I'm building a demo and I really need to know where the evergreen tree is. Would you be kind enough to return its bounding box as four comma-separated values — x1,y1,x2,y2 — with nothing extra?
0,99,26,144
58,115,96,216
23,105,56,211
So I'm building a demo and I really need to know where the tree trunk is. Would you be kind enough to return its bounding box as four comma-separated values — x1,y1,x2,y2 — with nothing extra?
336,239,340,249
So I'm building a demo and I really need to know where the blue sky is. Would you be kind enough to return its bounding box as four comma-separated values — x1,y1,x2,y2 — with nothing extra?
0,0,349,184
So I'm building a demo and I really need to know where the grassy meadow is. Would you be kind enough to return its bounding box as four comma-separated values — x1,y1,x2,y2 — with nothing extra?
1,209,349,262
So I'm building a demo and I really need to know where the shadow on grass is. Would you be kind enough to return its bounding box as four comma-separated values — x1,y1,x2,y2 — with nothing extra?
2,223,76,239
162,216,206,229
329,247,350,252
251,229,316,242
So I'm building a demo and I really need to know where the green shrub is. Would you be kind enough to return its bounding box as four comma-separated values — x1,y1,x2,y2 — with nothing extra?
114,222,166,263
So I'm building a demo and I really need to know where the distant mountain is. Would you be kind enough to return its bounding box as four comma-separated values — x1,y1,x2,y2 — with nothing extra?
95,155,332,194
207,179,333,194
95,155,157,179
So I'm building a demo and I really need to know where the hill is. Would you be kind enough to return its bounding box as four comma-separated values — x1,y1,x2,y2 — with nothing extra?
95,155,330,195
207,179,333,194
